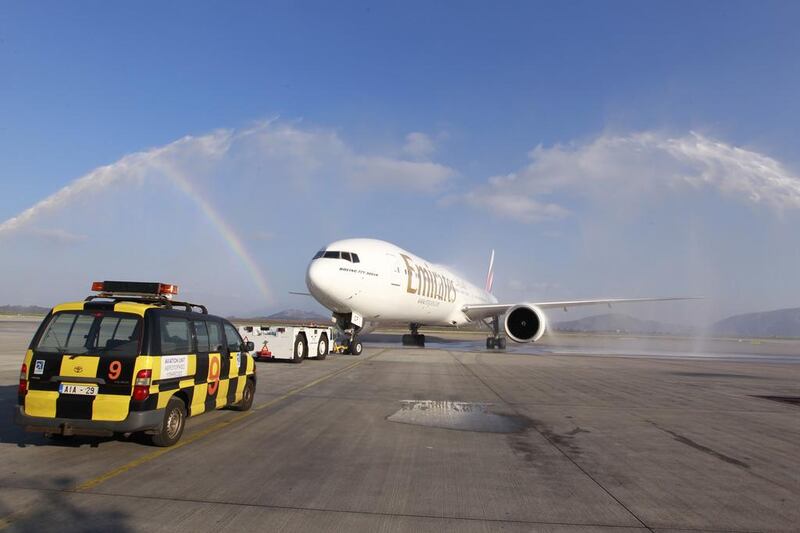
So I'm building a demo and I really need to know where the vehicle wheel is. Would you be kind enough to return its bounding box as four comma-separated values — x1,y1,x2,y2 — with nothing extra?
486,337,495,349
497,337,507,350
350,338,363,356
293,335,307,364
416,334,425,347
317,335,328,360
232,379,255,411
401,334,414,346
151,397,186,447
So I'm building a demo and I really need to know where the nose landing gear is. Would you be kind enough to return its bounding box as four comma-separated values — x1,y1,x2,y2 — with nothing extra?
332,312,364,356
402,323,425,347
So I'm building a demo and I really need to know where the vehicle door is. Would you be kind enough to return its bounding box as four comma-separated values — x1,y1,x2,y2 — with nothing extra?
193,318,224,413
155,314,194,411
222,321,246,406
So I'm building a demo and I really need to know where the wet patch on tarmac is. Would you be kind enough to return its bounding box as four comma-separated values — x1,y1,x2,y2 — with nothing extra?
752,395,800,406
507,419,589,463
648,421,750,469
387,400,531,433
669,372,758,379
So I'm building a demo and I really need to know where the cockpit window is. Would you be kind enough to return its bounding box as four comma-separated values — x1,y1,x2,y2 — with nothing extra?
316,250,360,263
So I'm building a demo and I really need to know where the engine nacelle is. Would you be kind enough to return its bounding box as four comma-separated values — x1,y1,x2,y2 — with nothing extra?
504,304,548,343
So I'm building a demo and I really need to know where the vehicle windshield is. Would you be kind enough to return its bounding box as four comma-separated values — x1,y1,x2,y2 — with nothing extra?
35,311,142,357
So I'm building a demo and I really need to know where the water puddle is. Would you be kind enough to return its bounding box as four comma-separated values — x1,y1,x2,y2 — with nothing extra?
387,400,529,433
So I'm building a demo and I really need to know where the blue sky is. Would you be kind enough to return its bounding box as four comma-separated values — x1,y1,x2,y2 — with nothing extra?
1,1,799,322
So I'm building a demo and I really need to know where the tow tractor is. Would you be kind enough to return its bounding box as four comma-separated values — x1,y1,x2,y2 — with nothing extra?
239,324,333,364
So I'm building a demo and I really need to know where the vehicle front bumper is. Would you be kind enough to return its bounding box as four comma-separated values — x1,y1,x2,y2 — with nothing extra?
15,405,165,436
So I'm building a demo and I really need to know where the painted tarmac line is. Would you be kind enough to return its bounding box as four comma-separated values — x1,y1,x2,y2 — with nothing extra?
0,350,382,530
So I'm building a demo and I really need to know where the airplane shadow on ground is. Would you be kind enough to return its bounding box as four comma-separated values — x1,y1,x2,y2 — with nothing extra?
0,385,152,448
0,474,133,533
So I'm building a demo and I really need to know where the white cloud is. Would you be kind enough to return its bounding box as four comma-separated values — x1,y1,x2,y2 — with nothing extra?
351,156,453,192
0,121,456,239
461,131,800,223
25,228,88,244
403,132,436,160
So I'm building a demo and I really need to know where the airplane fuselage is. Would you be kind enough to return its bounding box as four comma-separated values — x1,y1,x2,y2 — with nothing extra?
306,239,496,328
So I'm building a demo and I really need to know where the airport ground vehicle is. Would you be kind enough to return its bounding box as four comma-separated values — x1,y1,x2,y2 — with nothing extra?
239,324,333,363
15,281,256,447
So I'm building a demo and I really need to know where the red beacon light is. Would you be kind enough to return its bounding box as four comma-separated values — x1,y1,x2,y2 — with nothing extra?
90,281,179,299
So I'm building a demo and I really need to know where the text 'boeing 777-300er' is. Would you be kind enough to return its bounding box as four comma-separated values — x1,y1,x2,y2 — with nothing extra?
304,238,694,355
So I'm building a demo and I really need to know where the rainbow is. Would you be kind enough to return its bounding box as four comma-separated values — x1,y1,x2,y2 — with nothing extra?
163,171,272,304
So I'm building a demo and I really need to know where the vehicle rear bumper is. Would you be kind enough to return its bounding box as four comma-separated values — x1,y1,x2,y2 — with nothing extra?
15,405,164,436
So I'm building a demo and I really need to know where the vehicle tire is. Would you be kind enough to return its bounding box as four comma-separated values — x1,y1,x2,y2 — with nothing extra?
151,397,186,447
401,334,414,346
416,334,425,347
486,337,495,349
350,338,363,356
317,335,328,360
232,379,255,411
293,335,307,364
497,337,507,350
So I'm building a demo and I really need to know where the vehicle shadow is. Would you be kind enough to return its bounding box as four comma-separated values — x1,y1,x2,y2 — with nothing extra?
0,475,133,532
0,385,150,448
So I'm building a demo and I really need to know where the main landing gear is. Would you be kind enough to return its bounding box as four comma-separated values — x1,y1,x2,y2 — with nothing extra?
485,316,506,350
402,323,425,347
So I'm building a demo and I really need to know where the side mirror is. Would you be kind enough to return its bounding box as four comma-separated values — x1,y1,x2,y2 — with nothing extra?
242,341,255,352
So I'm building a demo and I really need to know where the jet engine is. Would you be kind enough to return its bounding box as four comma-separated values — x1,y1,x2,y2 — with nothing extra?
504,304,548,343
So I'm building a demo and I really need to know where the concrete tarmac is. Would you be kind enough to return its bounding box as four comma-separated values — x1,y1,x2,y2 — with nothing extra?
0,319,799,532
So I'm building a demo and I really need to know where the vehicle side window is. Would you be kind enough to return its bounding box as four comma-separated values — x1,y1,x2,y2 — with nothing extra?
352,253,360,263
223,322,242,352
193,320,209,352
159,317,192,355
207,321,223,352
342,252,351,262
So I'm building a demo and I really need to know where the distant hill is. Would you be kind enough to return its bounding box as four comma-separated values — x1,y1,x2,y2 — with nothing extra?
554,313,695,336
230,309,330,322
266,309,329,321
0,305,49,316
711,308,800,338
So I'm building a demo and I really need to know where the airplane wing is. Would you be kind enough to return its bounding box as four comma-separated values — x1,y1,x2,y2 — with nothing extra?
462,297,700,321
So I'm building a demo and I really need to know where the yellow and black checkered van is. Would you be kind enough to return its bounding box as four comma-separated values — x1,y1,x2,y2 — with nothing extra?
15,281,256,446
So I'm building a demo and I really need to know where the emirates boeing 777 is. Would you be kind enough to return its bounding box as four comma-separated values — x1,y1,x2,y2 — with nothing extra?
305,238,691,355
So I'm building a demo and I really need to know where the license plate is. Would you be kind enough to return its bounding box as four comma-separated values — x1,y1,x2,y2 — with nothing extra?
59,383,98,396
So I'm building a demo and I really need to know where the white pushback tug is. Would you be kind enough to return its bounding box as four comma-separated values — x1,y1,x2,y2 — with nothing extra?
239,323,334,363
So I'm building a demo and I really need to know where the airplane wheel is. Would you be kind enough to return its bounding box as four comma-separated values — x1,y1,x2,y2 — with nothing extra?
486,337,495,349
350,338,363,356
497,337,506,350
416,334,425,347
402,334,415,346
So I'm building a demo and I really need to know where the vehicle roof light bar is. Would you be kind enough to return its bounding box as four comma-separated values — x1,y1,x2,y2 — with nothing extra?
91,281,179,299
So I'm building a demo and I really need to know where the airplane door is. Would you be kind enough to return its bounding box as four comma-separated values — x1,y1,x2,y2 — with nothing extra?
387,253,404,289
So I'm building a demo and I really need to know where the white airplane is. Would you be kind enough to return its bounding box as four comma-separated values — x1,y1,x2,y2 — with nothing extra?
305,238,691,355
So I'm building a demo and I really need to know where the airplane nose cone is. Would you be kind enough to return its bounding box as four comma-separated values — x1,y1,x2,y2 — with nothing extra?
306,260,342,311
